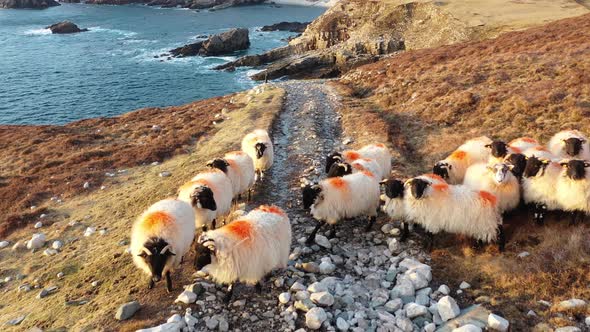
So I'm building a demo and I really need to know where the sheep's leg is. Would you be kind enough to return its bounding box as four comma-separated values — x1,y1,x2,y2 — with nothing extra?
165,271,173,293
212,219,216,230
497,224,506,252
425,232,434,251
365,216,376,232
328,224,337,239
400,221,409,242
255,282,263,294
148,279,155,290
223,284,234,304
306,221,325,245
533,204,546,226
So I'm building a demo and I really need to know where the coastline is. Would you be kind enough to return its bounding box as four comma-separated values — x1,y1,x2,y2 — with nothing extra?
266,0,337,7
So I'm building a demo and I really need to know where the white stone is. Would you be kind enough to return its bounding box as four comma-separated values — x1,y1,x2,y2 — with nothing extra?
175,290,197,304
315,235,332,249
555,328,581,332
488,313,509,332
307,282,327,293
310,292,334,307
438,296,460,321
585,316,590,326
452,324,482,332
384,299,403,313
438,284,450,295
319,261,336,274
83,182,90,189
291,281,306,292
336,317,349,331
408,271,429,289
295,291,310,301
136,322,182,332
167,314,182,323
43,248,58,256
57,272,64,278
391,279,414,297
27,233,46,249
91,281,100,287
159,171,172,177
517,251,530,258
424,323,436,332
526,310,537,317
377,310,396,324
52,240,63,250
84,227,96,237
0,241,9,249
279,292,291,304
555,298,587,312
459,281,471,289
405,303,428,318
305,307,327,330
34,221,43,229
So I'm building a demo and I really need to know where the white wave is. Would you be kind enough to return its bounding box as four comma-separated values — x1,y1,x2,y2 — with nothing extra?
23,28,52,36
87,26,138,38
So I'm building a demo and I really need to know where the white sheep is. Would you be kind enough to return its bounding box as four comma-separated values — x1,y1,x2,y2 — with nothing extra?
302,170,380,244
381,178,409,239
241,129,274,180
207,151,255,201
433,136,492,184
403,174,504,250
522,154,563,225
131,198,196,292
193,205,291,302
508,137,540,152
556,159,590,224
177,170,233,231
548,130,590,160
326,158,382,178
326,143,392,179
463,162,520,213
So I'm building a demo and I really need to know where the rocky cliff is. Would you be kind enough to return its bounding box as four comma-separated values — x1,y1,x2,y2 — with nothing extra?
84,0,264,9
0,0,59,8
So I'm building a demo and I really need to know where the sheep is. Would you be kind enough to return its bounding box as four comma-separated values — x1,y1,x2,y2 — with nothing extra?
302,170,380,244
325,143,391,179
556,159,590,224
486,140,522,164
241,129,274,181
326,158,381,178
403,174,504,251
523,146,557,161
433,136,492,184
463,162,520,213
193,205,291,303
207,151,255,201
548,130,590,160
508,137,541,152
381,178,409,240
522,155,563,225
131,198,195,292
503,153,527,179
177,170,233,231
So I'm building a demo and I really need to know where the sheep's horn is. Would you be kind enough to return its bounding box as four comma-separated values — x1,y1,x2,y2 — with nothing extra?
141,247,152,256
161,244,174,255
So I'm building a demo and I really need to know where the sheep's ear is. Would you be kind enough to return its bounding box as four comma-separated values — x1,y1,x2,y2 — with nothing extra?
205,160,213,167
507,164,515,170
581,139,587,144
485,144,492,148
559,161,568,167
379,179,387,185
541,159,550,165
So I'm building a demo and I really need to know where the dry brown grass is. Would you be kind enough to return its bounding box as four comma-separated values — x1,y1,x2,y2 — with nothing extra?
334,13,590,329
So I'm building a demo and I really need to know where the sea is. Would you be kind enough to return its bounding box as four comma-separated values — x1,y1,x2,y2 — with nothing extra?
0,3,325,124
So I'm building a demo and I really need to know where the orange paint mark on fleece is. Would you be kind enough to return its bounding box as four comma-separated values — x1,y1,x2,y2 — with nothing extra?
478,191,497,206
510,137,537,145
141,211,174,232
352,163,365,171
433,183,449,192
510,146,522,154
449,150,467,161
344,151,361,161
256,205,286,216
362,170,375,178
424,173,446,183
226,220,252,239
534,146,548,151
374,143,386,148
328,177,348,191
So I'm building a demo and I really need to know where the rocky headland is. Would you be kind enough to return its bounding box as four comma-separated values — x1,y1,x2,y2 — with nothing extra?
0,0,59,9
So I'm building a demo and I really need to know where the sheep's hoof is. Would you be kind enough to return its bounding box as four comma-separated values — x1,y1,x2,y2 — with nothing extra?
166,273,172,293
148,279,154,290
255,282,262,294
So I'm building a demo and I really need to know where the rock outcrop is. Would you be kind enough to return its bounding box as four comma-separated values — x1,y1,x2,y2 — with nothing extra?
86,0,264,8
0,0,60,9
261,21,310,33
170,28,249,57
46,21,88,34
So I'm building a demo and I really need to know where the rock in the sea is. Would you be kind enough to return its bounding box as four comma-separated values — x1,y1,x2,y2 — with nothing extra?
438,296,460,321
488,313,509,331
27,233,46,249
0,0,59,9
170,28,249,57
305,307,327,330
115,301,140,320
554,298,587,312
46,21,88,34
261,21,309,33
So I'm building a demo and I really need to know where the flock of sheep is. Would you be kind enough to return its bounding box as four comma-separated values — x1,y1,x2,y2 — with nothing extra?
128,126,589,302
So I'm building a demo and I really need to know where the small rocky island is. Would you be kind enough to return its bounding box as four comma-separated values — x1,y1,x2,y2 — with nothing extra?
0,0,59,9
261,21,310,33
46,21,89,34
170,28,249,57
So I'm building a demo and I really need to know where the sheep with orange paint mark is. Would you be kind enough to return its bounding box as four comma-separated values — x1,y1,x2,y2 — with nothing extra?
193,205,291,302
326,158,381,178
548,129,590,161
302,170,380,245
433,136,492,184
177,169,233,231
404,174,504,250
131,198,196,292
463,162,520,214
241,129,274,181
522,154,563,225
207,151,255,201
325,143,391,179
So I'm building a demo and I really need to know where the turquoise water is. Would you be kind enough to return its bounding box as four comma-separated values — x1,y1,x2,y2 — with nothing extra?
0,4,324,124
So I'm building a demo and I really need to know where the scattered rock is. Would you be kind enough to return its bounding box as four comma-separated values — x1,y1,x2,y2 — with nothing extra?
314,235,331,249
453,324,482,332
170,28,250,57
205,317,219,329
34,221,43,229
319,261,336,274
84,227,96,237
91,281,100,287
459,281,471,289
336,316,349,331
115,301,141,320
27,233,46,249
405,303,428,318
438,296,460,321
43,248,58,256
555,328,581,332
305,307,327,330
57,272,64,278
6,315,26,326
37,286,58,299
310,291,334,307
0,240,9,249
517,251,530,258
488,313,509,332
308,282,327,293
175,291,197,304
279,292,291,304
554,298,587,312
301,262,320,273
83,181,90,189
46,21,88,34
52,240,63,250
291,281,306,292
159,171,172,177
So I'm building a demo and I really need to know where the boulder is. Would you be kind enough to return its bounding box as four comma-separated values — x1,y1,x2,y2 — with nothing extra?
46,21,88,34
115,301,140,320
438,296,460,321
305,307,327,330
554,298,587,312
261,21,310,33
488,313,509,331
0,0,59,9
170,28,249,57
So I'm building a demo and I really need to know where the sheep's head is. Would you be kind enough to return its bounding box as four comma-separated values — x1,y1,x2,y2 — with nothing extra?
381,179,404,199
327,162,352,178
206,158,229,173
302,184,322,210
560,159,590,180
486,141,508,159
504,153,526,179
190,186,217,211
193,237,215,271
523,155,549,178
488,163,514,184
406,178,430,199
138,237,176,283
563,137,585,157
254,142,267,159
325,152,343,173
432,161,451,180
